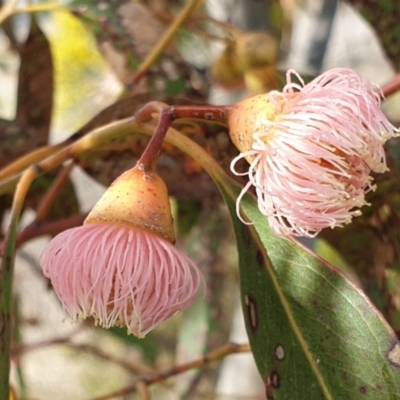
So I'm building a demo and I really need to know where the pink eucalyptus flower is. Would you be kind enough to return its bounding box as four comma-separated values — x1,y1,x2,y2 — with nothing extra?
40,166,204,338
228,68,399,237
40,223,203,338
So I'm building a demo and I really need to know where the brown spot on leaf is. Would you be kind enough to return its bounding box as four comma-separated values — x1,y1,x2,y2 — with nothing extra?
256,248,264,267
359,385,368,395
265,370,280,399
244,294,258,332
311,299,318,307
270,371,280,388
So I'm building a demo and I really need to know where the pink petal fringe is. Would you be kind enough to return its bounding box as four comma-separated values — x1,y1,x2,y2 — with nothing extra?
231,68,399,237
40,223,204,338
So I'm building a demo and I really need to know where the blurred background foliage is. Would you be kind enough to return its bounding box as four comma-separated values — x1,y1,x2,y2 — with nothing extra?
1,0,400,399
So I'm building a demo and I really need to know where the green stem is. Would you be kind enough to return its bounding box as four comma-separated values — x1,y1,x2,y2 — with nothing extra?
0,166,36,400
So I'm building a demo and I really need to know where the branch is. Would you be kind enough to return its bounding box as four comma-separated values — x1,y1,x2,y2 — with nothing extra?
133,0,205,84
88,342,250,400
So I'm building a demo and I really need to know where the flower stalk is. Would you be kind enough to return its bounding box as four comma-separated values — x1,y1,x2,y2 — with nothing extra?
135,101,230,169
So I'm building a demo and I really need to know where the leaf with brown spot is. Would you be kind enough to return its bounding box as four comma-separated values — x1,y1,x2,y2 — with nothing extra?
215,176,400,399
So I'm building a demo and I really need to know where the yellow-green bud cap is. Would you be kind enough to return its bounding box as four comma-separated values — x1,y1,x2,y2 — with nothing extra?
85,165,175,243
227,94,276,161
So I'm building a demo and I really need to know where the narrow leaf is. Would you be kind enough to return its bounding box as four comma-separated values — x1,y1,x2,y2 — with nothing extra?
0,218,18,400
217,178,400,399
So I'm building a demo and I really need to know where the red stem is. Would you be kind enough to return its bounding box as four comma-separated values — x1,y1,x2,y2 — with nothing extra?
381,73,400,98
136,103,231,170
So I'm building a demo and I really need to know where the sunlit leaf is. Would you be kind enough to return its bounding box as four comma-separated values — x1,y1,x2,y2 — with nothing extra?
217,177,400,399
320,153,400,330
40,9,120,133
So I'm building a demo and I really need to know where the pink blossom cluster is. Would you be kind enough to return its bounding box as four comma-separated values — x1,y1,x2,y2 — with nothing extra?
41,223,203,338
231,68,399,237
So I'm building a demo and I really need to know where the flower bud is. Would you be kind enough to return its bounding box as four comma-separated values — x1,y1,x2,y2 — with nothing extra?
85,165,175,243
228,93,277,160
235,32,278,71
210,43,244,90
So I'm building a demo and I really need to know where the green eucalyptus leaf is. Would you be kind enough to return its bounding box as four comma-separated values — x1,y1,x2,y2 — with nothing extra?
176,200,202,236
0,212,18,397
216,178,400,399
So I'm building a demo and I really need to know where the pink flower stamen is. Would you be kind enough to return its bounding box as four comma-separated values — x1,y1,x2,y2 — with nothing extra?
230,68,399,237
40,223,204,337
